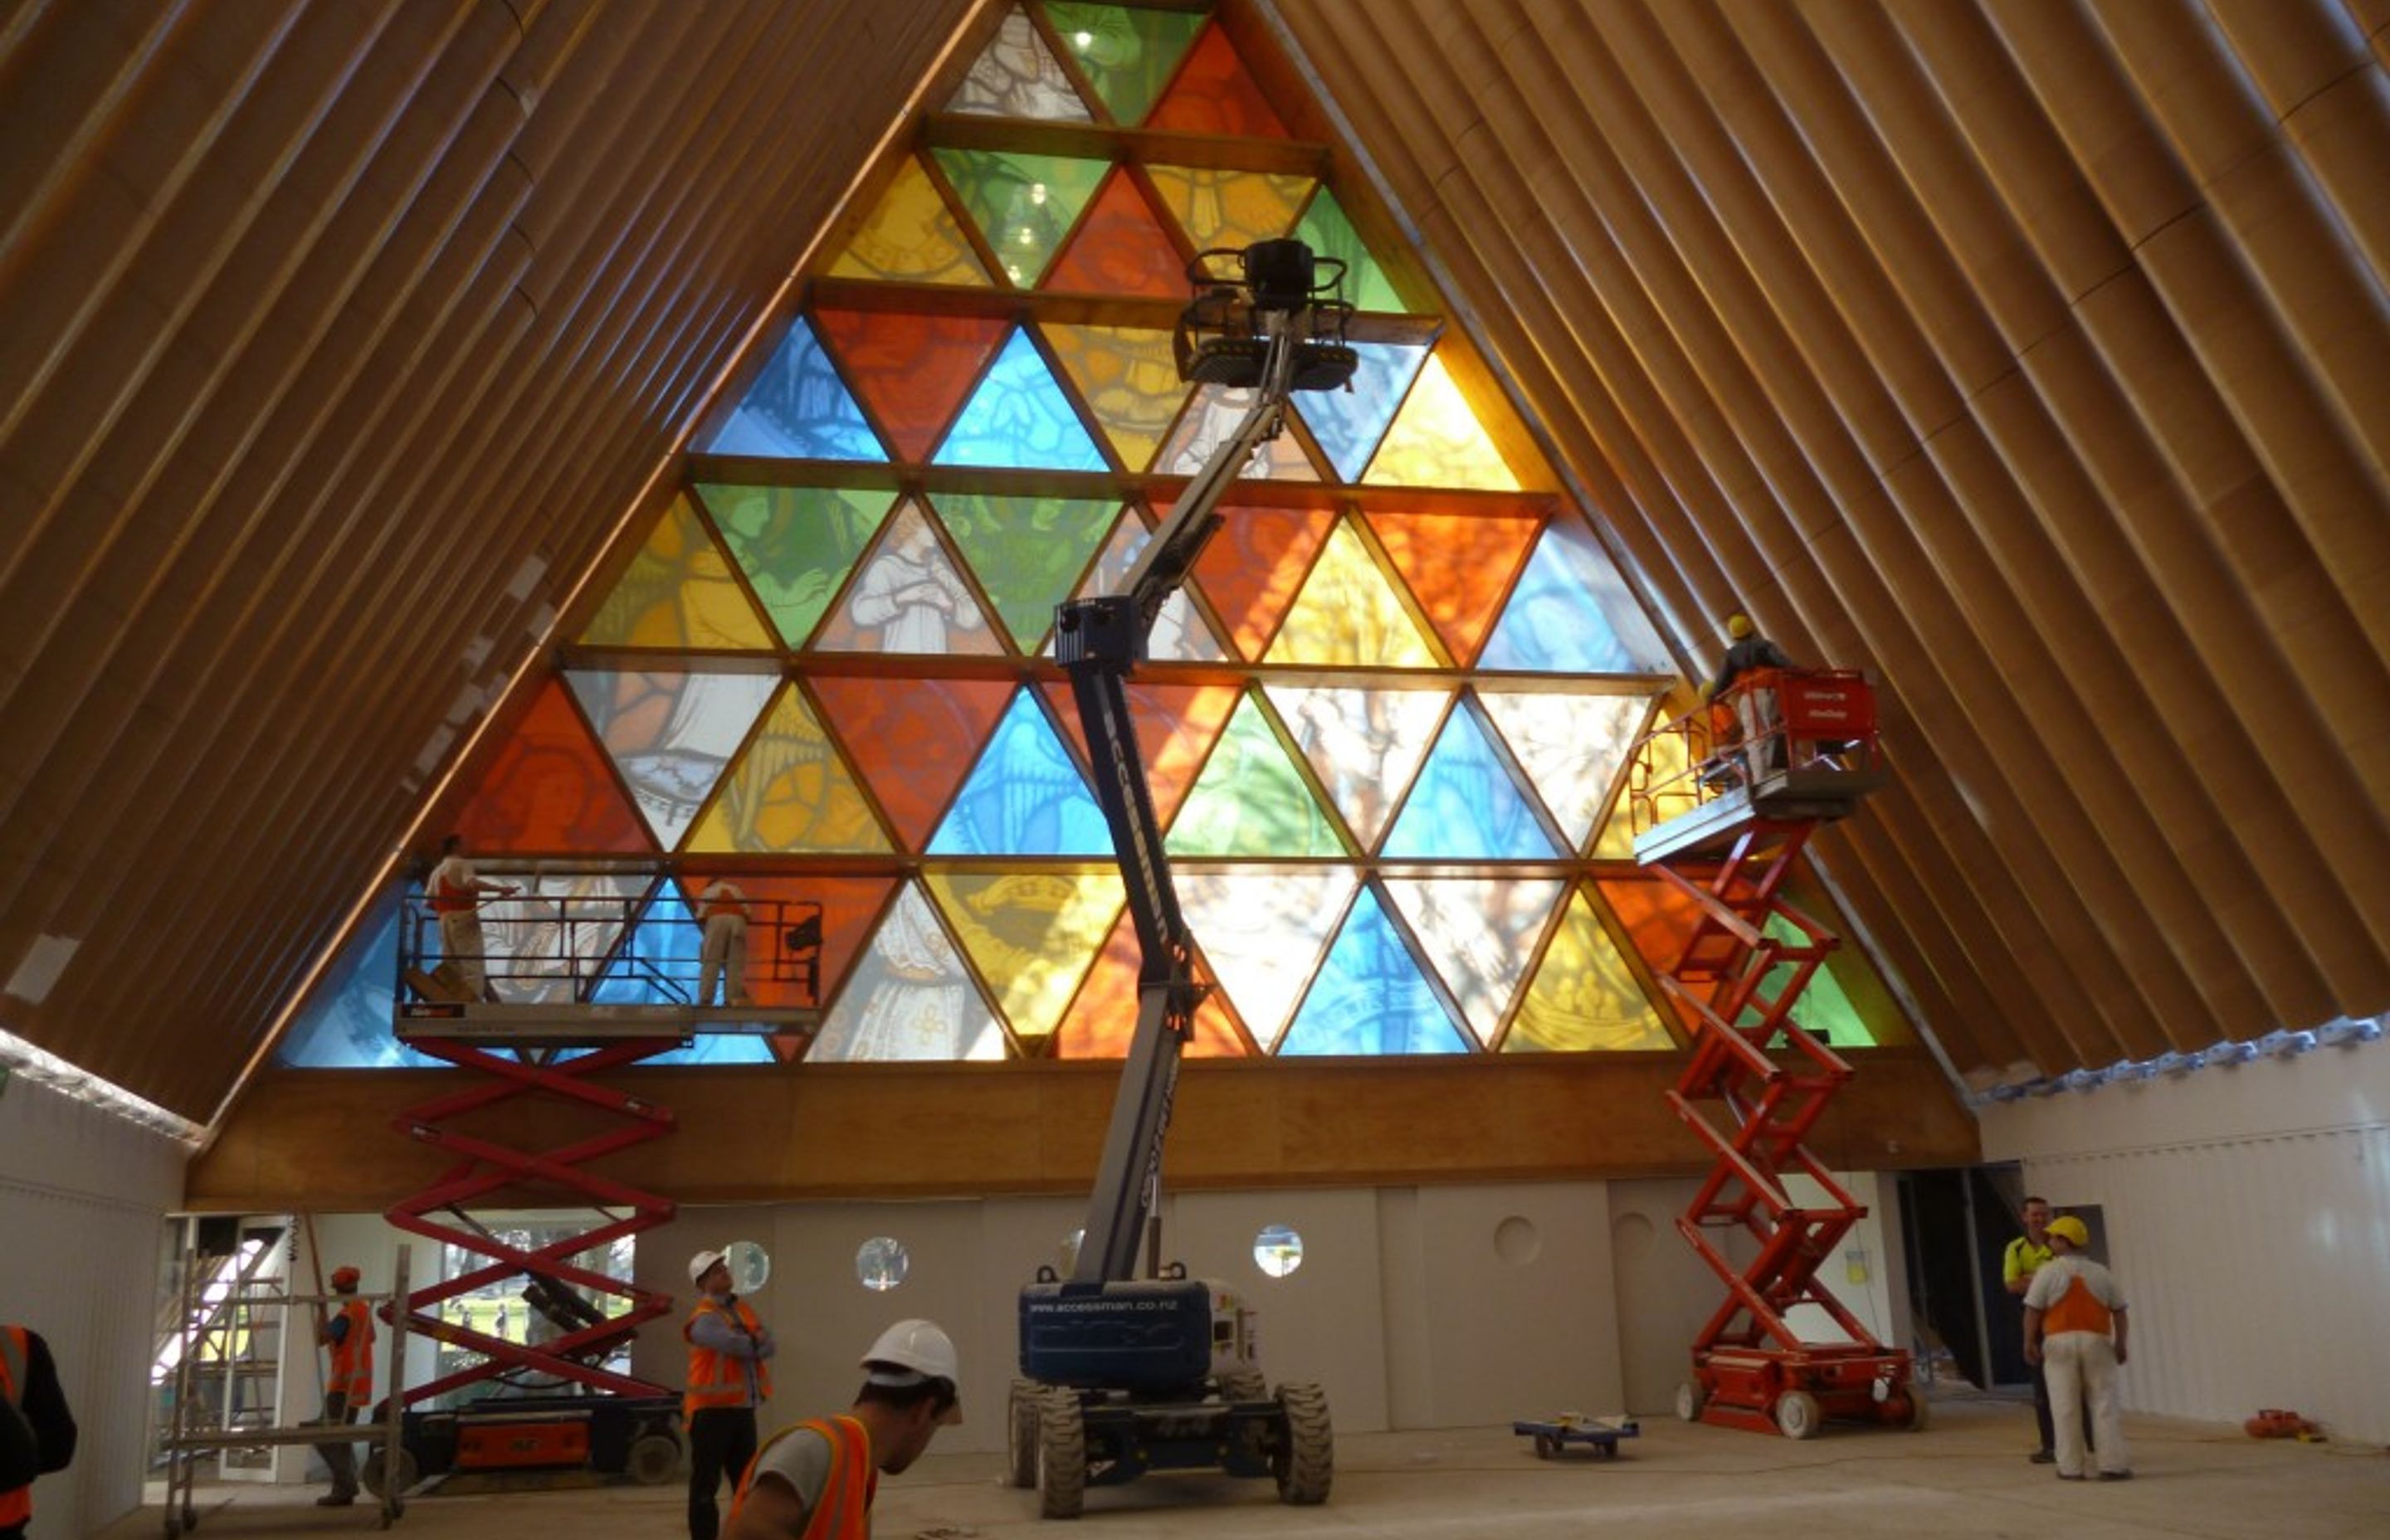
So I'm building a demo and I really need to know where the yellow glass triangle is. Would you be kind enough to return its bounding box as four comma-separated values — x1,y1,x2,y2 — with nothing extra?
579,492,774,650
829,158,993,287
1505,889,1674,1050
924,871,1125,1040
1594,699,1680,859
1364,353,1520,490
1145,164,1314,253
689,687,892,853
1041,324,1190,470
1265,519,1438,667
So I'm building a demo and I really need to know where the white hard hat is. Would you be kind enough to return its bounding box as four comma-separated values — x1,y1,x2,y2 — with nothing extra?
688,1249,729,1284
862,1319,962,1421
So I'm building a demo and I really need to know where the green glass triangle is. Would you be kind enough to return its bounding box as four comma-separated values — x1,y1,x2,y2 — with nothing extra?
930,492,1116,651
931,148,1110,288
1165,693,1344,857
1741,914,1877,1047
1294,188,1403,312
1041,2,1208,124
695,484,895,649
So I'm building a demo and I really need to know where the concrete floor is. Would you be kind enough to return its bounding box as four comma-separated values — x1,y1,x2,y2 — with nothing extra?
108,1392,2390,1540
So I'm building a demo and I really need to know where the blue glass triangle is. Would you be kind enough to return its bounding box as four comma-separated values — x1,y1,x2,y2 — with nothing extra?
1296,340,1427,482
278,888,447,1069
933,329,1108,470
704,316,887,461
593,885,773,1063
1382,704,1557,859
1279,886,1468,1055
1479,522,1636,672
927,690,1114,855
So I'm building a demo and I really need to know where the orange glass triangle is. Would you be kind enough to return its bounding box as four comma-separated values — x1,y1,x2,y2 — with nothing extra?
1596,875,1705,1031
813,309,1010,464
1055,909,1250,1059
1187,502,1337,660
1045,169,1186,299
1365,508,1542,665
673,871,894,1021
1144,24,1288,138
809,674,1012,851
452,679,651,854
1039,679,1241,827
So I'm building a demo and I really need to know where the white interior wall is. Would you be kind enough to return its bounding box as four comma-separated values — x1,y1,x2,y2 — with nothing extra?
1981,1040,2390,1443
0,1075,186,1539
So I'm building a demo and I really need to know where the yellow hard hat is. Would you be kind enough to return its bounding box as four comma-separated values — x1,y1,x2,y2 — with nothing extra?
2046,1215,2090,1248
1726,613,1754,639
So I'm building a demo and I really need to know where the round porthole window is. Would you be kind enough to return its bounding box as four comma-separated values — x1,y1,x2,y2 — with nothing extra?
856,1236,909,1291
1252,1223,1304,1278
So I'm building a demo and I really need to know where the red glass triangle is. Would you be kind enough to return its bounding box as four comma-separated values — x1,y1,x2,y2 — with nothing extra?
1045,169,1187,299
813,308,1010,464
808,674,1012,850
1144,25,1288,139
452,679,651,854
672,872,896,1059
1039,679,1241,827
1055,909,1250,1059
1367,509,1543,665
1187,501,1338,660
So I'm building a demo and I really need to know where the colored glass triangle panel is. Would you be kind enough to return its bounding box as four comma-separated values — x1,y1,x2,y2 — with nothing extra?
1164,692,1344,857
1178,869,1353,1050
829,157,994,287
1041,2,1207,124
1382,702,1558,859
1265,518,1440,668
932,492,1116,652
565,669,778,851
925,871,1125,1042
473,870,651,1006
809,674,1012,851
1383,876,1566,1048
687,686,891,854
1279,886,1469,1055
674,872,894,1019
1144,22,1288,138
278,890,446,1069
811,882,1005,1062
813,309,1010,465
580,493,775,651
1365,353,1522,490
948,5,1094,120
1263,684,1449,851
1154,382,1319,480
703,317,886,461
1507,888,1675,1051
812,499,1004,656
927,690,1113,855
1055,910,1248,1059
1040,679,1240,828
931,148,1109,288
1480,518,1640,672
1741,912,1875,1048
1477,690,1653,852
1596,875,1704,1031
1593,699,1676,860
932,329,1107,470
1292,188,1403,313
454,679,651,853
1061,508,1228,663
1365,508,1540,666
1041,324,1190,470
1295,339,1427,483
592,889,782,1069
1190,503,1336,660
1147,164,1315,256
695,483,895,651
1046,169,1185,298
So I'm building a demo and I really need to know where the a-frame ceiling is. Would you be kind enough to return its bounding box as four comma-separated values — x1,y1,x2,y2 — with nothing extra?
2,0,2384,1125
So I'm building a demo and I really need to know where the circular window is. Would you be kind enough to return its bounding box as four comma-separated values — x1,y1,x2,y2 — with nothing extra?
855,1236,909,1292
1252,1224,1305,1278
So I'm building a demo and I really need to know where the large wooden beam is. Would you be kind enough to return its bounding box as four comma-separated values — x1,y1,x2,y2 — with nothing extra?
184,1050,1977,1212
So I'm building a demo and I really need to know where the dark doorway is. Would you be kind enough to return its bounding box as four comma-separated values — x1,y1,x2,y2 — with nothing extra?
1897,1163,2032,1391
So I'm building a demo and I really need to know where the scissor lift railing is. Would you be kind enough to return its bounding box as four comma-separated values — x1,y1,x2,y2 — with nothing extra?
1627,672,1922,1440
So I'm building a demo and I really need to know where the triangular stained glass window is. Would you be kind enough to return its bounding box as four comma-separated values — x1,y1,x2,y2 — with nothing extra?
1190,503,1336,660
280,891,446,1069
686,686,891,854
1060,508,1228,663
1041,324,1191,471
932,493,1117,652
1595,701,1679,860
1039,679,1239,829
948,5,1093,120
674,872,893,1016
925,871,1126,1044
1480,517,1641,673
829,157,994,287
1295,340,1427,483
1595,875,1704,1032
565,670,778,851
580,493,774,651
813,309,1010,465
1740,913,1875,1048
1146,164,1315,256
1177,869,1354,1051
1506,888,1675,1051
469,870,649,1006
454,679,651,854
932,149,1110,289
810,882,1005,1062
1293,188,1403,313
1364,353,1521,490
1477,690,1653,852
927,690,1113,855
1046,170,1187,299
1383,876,1567,1048
703,317,886,461
1279,885,1469,1056
1054,910,1249,1058
590,888,775,1062
1365,508,1540,666
1263,684,1449,851
1144,22,1287,138
695,483,894,651
1265,518,1440,668
932,329,1108,470
812,499,1002,656
1382,700,1558,860
1165,692,1344,858
1154,383,1320,480
808,674,1012,851
1042,2,1207,124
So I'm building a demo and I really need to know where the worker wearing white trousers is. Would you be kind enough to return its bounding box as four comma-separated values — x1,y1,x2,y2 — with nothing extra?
2023,1215,2132,1481
698,878,752,1006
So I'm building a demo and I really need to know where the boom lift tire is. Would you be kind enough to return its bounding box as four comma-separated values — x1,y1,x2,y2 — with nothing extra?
1036,1389,1087,1519
1271,1382,1333,1505
1006,1379,1041,1489
1218,1368,1267,1403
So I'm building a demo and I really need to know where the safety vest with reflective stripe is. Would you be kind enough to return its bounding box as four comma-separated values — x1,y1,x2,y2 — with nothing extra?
326,1299,373,1401
2,1324,33,1528
684,1298,773,1418
2042,1274,2116,1338
729,1416,876,1540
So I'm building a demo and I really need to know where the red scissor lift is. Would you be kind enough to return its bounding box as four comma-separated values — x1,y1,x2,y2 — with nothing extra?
1626,669,1924,1439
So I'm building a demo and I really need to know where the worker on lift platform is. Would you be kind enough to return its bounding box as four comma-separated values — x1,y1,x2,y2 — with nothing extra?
1705,612,1796,782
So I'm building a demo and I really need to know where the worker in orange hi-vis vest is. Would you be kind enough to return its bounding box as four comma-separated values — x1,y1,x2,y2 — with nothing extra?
685,1249,777,1540
1705,612,1797,779
315,1266,373,1507
427,833,519,1001
696,878,754,1007
2023,1216,2133,1484
0,1323,78,1540
724,1319,962,1540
